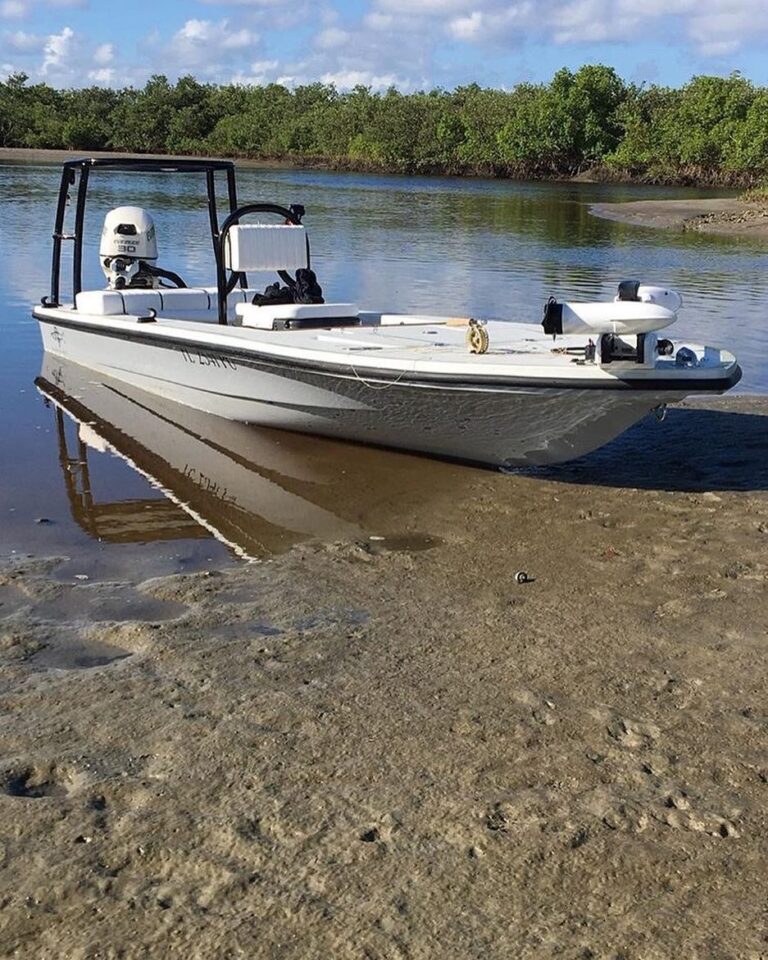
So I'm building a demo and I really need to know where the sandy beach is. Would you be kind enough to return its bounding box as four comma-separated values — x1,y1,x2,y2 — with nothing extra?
1,395,767,959
590,197,768,239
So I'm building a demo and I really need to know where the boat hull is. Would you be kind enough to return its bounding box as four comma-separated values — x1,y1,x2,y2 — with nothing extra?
35,316,711,467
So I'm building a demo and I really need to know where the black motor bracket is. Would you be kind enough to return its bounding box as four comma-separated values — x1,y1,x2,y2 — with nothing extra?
542,297,563,336
617,280,640,301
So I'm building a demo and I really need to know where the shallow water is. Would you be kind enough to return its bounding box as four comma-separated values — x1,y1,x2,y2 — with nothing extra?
1,160,767,568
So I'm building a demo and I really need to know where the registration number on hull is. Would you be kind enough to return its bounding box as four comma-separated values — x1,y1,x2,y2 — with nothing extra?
179,348,237,371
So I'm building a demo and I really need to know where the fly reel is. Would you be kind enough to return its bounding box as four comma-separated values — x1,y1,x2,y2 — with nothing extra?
466,318,489,354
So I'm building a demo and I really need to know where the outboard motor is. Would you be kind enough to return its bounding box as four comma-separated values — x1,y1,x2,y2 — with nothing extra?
100,206,158,289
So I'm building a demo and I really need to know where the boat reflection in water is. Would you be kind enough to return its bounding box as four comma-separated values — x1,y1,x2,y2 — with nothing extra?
36,355,395,560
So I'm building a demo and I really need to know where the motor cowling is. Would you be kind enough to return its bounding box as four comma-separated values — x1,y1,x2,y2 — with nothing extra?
615,281,683,313
100,207,158,289
100,207,157,260
542,299,677,337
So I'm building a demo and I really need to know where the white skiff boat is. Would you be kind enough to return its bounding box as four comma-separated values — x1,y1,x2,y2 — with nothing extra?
33,158,741,467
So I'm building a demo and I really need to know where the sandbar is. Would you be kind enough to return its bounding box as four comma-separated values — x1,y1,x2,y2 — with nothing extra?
1,395,767,958
591,197,768,239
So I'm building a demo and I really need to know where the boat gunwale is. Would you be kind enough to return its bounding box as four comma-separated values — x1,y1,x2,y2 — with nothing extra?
35,310,743,395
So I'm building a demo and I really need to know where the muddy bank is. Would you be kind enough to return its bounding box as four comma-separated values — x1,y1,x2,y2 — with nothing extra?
0,147,292,172
0,146,758,192
591,197,768,239
1,396,768,958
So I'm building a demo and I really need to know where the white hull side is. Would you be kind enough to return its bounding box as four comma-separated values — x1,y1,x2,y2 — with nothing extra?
38,320,679,467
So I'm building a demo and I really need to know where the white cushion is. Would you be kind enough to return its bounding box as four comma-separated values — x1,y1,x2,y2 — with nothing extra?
236,302,358,330
75,289,163,315
157,289,211,312
119,291,163,314
76,287,274,318
75,290,127,315
225,224,308,273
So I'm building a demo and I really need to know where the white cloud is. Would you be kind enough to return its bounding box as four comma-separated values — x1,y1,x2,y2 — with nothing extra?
320,69,405,88
447,12,482,40
87,66,114,84
696,38,740,56
0,0,25,16
249,57,278,72
40,24,74,76
176,18,254,50
231,57,279,84
551,0,618,43
165,18,258,74
376,0,471,11
253,1,434,92
93,42,113,65
314,26,349,49
201,0,283,4
447,6,536,42
687,3,768,55
5,28,39,49
1,24,123,85
0,13,268,87
363,12,394,29
1,0,85,17
367,0,768,57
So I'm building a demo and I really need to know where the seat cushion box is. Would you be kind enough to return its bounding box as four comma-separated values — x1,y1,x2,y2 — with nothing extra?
74,288,261,320
235,301,359,330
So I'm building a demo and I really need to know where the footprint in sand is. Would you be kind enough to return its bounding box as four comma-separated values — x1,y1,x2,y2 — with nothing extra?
1,761,86,800
593,709,660,750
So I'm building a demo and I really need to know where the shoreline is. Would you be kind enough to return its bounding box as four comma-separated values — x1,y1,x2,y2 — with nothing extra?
0,146,756,191
5,145,766,239
590,197,768,239
0,146,296,172
1,394,768,957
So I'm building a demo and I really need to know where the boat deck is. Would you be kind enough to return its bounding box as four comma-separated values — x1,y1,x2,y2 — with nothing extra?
36,306,737,386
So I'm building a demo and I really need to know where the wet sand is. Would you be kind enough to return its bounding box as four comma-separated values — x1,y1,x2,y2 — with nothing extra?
1,396,768,958
590,197,768,239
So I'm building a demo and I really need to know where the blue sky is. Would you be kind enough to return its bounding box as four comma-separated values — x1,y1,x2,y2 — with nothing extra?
2,0,768,90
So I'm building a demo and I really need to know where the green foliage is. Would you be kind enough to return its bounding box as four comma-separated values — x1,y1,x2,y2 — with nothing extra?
607,72,768,182
1,66,767,185
61,87,121,150
110,75,177,153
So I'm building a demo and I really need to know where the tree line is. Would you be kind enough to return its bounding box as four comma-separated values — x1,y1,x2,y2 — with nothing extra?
1,66,766,186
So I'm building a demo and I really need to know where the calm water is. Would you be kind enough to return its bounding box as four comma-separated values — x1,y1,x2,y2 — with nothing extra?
1,160,767,570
